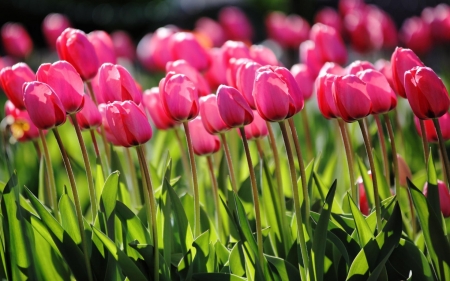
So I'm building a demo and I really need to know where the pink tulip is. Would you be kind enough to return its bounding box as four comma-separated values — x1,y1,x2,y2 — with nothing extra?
344,9,372,53
41,13,71,49
242,110,268,140
339,0,365,16
265,12,310,49
142,87,178,130
218,6,253,42
159,72,199,122
221,40,251,68
111,30,136,60
358,178,370,215
414,113,450,143
4,100,20,117
88,30,117,65
204,48,227,89
310,23,347,65
391,47,424,98
195,17,226,47
217,85,253,128
36,61,85,114
345,60,375,75
199,94,230,135
317,73,341,119
98,103,120,146
422,4,450,43
105,100,152,147
188,116,221,156
75,94,102,130
399,17,432,55
374,59,395,91
299,40,323,78
423,180,450,217
146,26,179,71
22,81,67,129
0,62,35,110
97,63,141,104
226,57,251,88
314,7,343,35
366,6,397,49
290,63,314,101
4,100,40,142
136,33,156,71
56,28,99,80
166,60,211,97
357,69,397,114
236,61,262,109
249,45,278,66
169,32,210,71
1,22,33,58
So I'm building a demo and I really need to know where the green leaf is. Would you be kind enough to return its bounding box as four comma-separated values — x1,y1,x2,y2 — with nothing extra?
59,194,81,244
192,230,212,273
348,193,374,247
426,153,441,220
100,171,120,220
115,201,151,245
313,172,343,213
192,273,247,281
95,157,105,205
229,242,246,276
357,156,374,209
265,254,299,281
372,150,392,201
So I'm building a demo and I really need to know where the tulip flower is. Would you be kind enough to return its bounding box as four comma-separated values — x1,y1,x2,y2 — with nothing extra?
317,73,341,119
142,87,179,130
314,7,343,35
423,180,450,217
98,103,120,146
339,0,365,16
290,63,314,101
195,17,226,47
366,6,398,49
36,61,85,114
166,60,210,97
404,66,450,120
236,61,262,109
226,57,251,88
391,47,424,98
242,110,268,140
4,100,40,142
0,62,35,110
310,23,347,65
299,40,323,78
358,178,370,215
253,66,304,122
88,30,117,65
75,94,102,130
375,59,395,90
22,81,67,129
414,113,450,143
111,30,135,61
357,69,397,114
344,9,372,53
1,22,33,58
218,6,253,42
217,85,253,127
188,117,221,156
143,26,178,71
422,4,450,43
399,17,432,55
265,11,310,49
249,45,279,66
199,94,230,134
105,100,152,147
169,32,210,71
4,100,20,117
97,63,142,104
204,48,227,89
221,40,251,67
42,13,71,49
56,28,99,81
345,60,375,75
136,33,156,71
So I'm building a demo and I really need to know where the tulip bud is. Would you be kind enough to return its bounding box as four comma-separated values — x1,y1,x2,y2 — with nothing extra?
97,63,142,104
105,100,152,147
265,12,310,49
299,40,323,78
423,180,450,217
414,113,450,143
142,87,178,130
399,17,432,55
0,62,35,110
22,81,67,129
42,13,71,49
242,110,268,140
291,63,314,101
199,94,229,134
110,30,136,61
204,48,227,89
98,103,120,146
166,60,210,97
136,33,156,71
310,23,347,65
357,69,397,114
374,59,395,90
218,6,253,42
169,32,210,71
249,45,279,66
391,47,424,98
217,85,253,127
226,57,251,88
75,94,102,130
188,117,221,156
88,30,117,65
396,154,412,187
195,17,226,48
221,40,251,68
317,73,341,119
314,7,343,35
404,66,450,120
345,60,375,75
344,9,372,53
1,22,33,58
236,61,262,109
357,178,370,216
143,26,178,71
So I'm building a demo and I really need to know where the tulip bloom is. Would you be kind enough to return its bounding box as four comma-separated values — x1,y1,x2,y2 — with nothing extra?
204,48,227,89
357,69,397,114
36,61,85,114
344,9,372,53
111,30,136,61
195,17,226,47
97,63,142,104
314,7,343,35
226,57,251,88
217,85,253,127
166,60,210,97
236,61,262,109
22,81,67,129
75,94,102,130
375,59,395,90
391,47,424,98
414,113,450,143
56,28,99,81
218,6,253,42
199,94,229,134
4,100,40,142
423,180,450,217
88,30,117,65
221,40,251,67
0,63,35,109
299,40,323,78
142,87,178,130
188,117,221,156
169,32,210,71
42,13,71,49
265,11,310,49
253,66,304,122
332,75,372,123
399,17,432,55
291,63,314,101
159,72,199,122
1,22,33,58
105,101,152,147
404,66,450,119
249,45,278,66
98,103,120,146
317,73,341,119
242,110,268,140
345,60,375,75
310,23,347,65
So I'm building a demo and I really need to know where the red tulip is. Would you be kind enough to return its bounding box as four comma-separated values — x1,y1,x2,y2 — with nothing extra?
36,61,85,114
423,180,450,217
332,75,371,123
204,48,227,89
374,59,395,91
22,81,66,129
159,72,199,122
199,94,229,134
266,12,310,49
169,32,210,71
366,6,397,49
290,63,314,101
253,66,304,122
0,62,35,110
404,66,450,120
218,6,253,42
97,63,141,104
317,73,341,119
400,17,432,55
217,85,253,127
111,30,136,61
414,113,450,143
391,47,424,98
310,23,347,65
339,0,365,16
56,28,99,81
88,30,117,65
422,4,450,43
358,178,370,215
166,60,210,97
299,40,323,78
314,7,343,35
75,94,102,130
249,45,278,66
357,69,397,114
195,17,226,47
42,13,71,49
188,116,221,156
142,87,178,130
1,22,33,58
236,61,262,109
344,9,372,53
98,103,120,146
242,110,268,140
105,100,152,147
345,60,375,75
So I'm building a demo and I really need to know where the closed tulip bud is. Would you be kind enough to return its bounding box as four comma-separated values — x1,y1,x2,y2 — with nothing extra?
357,178,370,216
217,85,253,127
42,13,71,49
188,116,221,156
56,28,99,81
367,6,398,49
36,61,85,114
266,12,310,49
253,66,304,122
195,17,226,47
317,73,341,119
399,17,432,56
136,33,156,71
98,103,120,145
404,66,450,120
242,110,268,140
221,40,251,68
396,154,412,187
339,0,365,16
105,100,152,147
391,47,424,98
166,60,211,97
1,22,33,58
159,72,199,122
249,45,279,66
423,180,450,217
88,30,117,65
344,9,372,53
345,60,375,75
421,4,450,43
0,62,35,110
143,26,178,71
236,61,262,109
310,23,347,65
199,94,229,134
414,113,450,143
218,6,253,42
357,69,397,114
299,40,323,78
332,75,371,123
169,32,210,71
111,30,136,61
226,57,251,88
291,63,314,101
22,81,66,129
375,59,395,90
75,94,102,130
142,87,178,130
204,48,227,89
97,63,141,104
314,7,343,35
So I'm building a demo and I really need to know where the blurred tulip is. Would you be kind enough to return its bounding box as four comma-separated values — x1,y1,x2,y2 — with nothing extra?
88,30,117,65
396,154,412,187
366,6,397,49
1,22,33,58
148,26,179,71
42,13,71,49
266,11,310,49
166,60,210,97
36,61,85,114
75,94,102,130
414,113,450,143
217,85,253,127
0,56,14,71
314,7,343,35
345,60,375,75
242,110,268,140
22,81,66,129
195,17,226,47
199,94,229,134
290,63,314,101
169,32,210,71
422,4,450,43
391,47,424,98
0,62,35,109
4,100,40,142
344,9,372,53
357,69,397,114
375,59,395,90
222,40,251,70
218,6,253,42
105,100,152,147
159,72,199,122
404,66,449,119
310,23,347,65
97,63,141,104
4,100,20,117
249,45,278,66
400,17,432,55
226,57,251,88
204,48,227,89
56,28,99,81
339,0,365,16
253,66,303,122
236,61,262,109
299,40,323,78
423,180,450,217
188,116,221,156
136,33,156,71
111,30,136,61
316,62,345,119
142,87,178,130
357,178,370,215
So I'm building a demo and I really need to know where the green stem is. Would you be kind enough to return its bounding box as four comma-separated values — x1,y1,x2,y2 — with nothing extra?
70,115,97,221
358,119,382,231
393,109,406,155
125,147,141,206
419,119,430,167
220,133,238,193
279,121,309,281
238,127,264,269
374,115,390,185
337,119,357,204
383,115,400,197
52,128,93,281
136,146,159,281
32,139,42,159
301,108,314,161
433,118,450,188
174,127,192,189
183,121,201,238
206,156,222,241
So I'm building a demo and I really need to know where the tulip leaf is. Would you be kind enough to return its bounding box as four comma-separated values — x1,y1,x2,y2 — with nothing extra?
372,150,392,200
59,194,81,244
313,172,343,214
348,193,374,247
229,242,246,277
357,156,375,209
100,171,119,220
265,254,299,281
95,158,105,205
115,201,151,245
426,153,441,220
191,272,247,281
